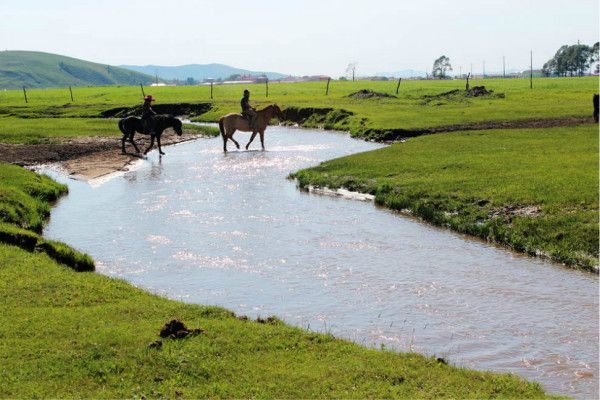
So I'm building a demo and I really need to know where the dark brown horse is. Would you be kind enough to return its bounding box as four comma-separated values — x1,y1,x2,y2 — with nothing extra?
218,104,284,152
118,115,183,155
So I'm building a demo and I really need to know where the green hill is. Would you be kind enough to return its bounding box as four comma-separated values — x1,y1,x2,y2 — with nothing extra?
0,50,155,89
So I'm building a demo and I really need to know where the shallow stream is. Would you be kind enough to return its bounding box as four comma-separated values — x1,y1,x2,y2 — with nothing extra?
43,126,598,398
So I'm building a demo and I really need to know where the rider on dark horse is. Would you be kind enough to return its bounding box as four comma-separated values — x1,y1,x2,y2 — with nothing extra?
241,89,257,129
141,95,157,134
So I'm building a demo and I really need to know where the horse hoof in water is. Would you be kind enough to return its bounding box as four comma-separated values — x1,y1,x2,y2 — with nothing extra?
160,151,166,155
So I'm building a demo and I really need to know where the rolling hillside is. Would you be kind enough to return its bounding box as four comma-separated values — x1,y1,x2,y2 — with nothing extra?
119,63,288,81
0,51,155,89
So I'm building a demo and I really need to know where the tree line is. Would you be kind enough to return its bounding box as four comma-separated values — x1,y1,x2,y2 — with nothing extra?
542,42,599,77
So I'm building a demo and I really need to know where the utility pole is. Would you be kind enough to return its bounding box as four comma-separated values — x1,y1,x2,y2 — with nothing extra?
470,63,473,77
503,56,506,78
530,50,533,89
459,66,462,78
483,61,486,78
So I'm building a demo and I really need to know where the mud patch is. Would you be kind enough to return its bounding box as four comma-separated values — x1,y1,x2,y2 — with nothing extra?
347,89,397,99
489,205,542,220
420,86,504,105
0,128,206,180
101,103,212,118
159,319,204,339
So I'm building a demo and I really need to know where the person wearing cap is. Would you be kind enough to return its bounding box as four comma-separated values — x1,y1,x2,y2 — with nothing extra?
142,95,157,135
241,89,257,129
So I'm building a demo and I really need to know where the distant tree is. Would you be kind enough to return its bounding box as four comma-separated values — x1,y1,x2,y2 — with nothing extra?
589,42,599,74
186,77,196,85
226,74,241,81
338,76,348,81
346,62,358,81
432,56,452,79
542,43,596,77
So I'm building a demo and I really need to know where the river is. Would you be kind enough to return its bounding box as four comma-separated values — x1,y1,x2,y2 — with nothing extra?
42,126,598,398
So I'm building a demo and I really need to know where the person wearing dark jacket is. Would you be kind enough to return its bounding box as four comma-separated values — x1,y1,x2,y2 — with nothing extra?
241,89,257,129
142,95,157,134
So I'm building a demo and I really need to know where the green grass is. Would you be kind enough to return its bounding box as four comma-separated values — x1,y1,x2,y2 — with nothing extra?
0,163,67,231
0,77,596,139
182,123,220,137
291,124,599,270
0,50,154,89
0,242,552,398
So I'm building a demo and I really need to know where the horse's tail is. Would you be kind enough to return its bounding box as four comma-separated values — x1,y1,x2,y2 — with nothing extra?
218,118,225,138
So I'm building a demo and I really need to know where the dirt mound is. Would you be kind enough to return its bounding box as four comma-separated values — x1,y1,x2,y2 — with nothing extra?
421,86,504,105
101,103,212,118
347,89,397,99
159,319,204,339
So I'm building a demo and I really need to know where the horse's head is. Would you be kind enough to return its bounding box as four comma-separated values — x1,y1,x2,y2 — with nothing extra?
172,117,183,136
272,104,284,120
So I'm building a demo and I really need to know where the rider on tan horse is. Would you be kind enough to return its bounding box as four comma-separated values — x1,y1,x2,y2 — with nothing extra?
218,104,284,152
241,89,257,129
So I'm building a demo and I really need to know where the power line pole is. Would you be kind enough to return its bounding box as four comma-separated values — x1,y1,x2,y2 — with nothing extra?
530,50,533,89
483,60,485,78
503,56,506,78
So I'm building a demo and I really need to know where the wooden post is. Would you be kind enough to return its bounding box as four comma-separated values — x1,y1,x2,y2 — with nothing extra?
210,82,213,99
140,83,145,97
530,50,533,89
22,86,28,103
466,73,470,91
265,78,269,98
325,77,331,95
395,77,402,94
69,86,74,102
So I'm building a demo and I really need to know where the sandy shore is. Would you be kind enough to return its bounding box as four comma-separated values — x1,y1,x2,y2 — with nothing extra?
0,129,208,180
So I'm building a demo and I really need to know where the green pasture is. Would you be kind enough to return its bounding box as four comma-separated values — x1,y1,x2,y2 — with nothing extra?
0,77,597,142
292,124,599,270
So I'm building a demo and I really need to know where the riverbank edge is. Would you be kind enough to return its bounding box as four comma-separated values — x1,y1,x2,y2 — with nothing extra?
294,181,598,274
0,164,554,398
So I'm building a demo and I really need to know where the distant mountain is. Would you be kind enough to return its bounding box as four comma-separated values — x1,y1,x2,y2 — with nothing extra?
0,50,155,89
119,63,288,81
374,69,427,78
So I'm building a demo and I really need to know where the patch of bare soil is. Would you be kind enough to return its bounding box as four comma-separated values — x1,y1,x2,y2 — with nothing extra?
0,128,205,180
347,89,397,99
420,86,505,105
489,205,542,220
159,319,204,339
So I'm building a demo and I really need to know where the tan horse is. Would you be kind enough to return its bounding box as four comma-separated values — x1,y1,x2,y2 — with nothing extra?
218,104,284,152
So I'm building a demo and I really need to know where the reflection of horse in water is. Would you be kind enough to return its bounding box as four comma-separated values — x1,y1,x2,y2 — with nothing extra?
218,104,284,152
118,115,183,155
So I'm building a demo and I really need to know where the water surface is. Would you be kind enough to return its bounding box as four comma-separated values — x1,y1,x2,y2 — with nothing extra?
43,126,598,398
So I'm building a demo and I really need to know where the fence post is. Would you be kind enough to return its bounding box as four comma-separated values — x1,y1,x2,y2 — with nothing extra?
325,77,331,95
265,78,269,98
140,83,145,97
395,77,402,94
69,86,74,102
22,86,28,103
466,73,470,91
210,82,213,99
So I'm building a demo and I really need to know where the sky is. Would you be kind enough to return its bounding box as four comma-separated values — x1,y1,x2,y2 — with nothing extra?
1,0,598,77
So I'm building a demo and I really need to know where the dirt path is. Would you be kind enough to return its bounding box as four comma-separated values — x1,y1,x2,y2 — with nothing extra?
0,129,208,180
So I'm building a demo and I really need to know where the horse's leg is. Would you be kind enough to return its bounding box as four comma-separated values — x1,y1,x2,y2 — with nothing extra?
229,129,240,149
259,131,265,151
144,134,155,154
157,134,165,155
129,132,140,153
246,131,258,150
121,133,127,154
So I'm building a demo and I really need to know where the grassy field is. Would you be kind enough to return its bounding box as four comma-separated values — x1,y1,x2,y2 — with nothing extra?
292,124,599,270
0,77,597,142
0,164,552,398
